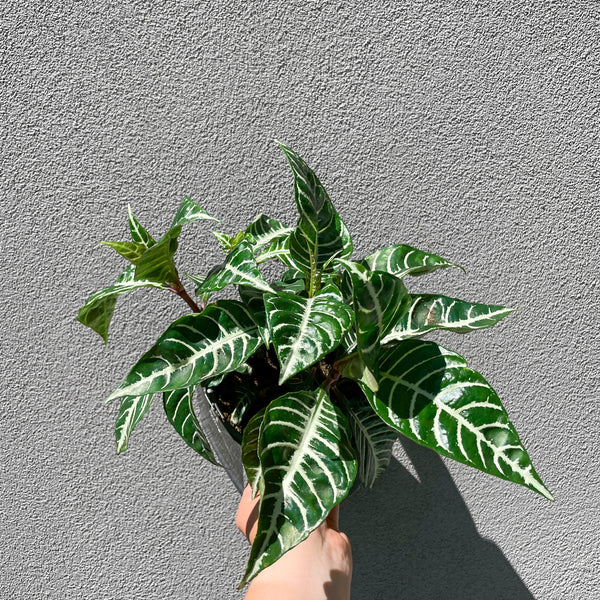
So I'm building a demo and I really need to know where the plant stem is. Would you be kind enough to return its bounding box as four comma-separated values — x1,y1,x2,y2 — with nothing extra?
171,281,202,313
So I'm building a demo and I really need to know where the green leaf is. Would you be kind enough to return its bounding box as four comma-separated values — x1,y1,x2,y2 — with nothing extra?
197,238,274,294
105,300,262,402
100,241,147,264
170,196,218,229
245,214,294,252
128,204,155,248
163,387,219,464
265,283,354,385
240,389,357,587
241,407,266,498
77,266,167,342
363,244,460,279
115,393,154,454
238,285,270,347
368,339,553,500
336,259,410,386
342,394,397,489
134,226,181,284
277,142,352,295
213,231,235,251
255,235,300,269
382,294,515,343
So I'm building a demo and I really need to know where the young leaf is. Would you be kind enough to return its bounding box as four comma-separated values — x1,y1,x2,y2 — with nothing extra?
367,339,553,500
115,394,154,454
277,142,352,295
213,230,245,252
134,226,181,285
265,283,354,385
77,265,167,342
342,395,397,489
196,238,274,295
170,196,218,229
245,214,294,252
240,389,357,587
100,241,147,264
105,301,262,403
163,387,219,464
381,294,515,343
128,204,155,248
241,407,266,498
363,244,460,279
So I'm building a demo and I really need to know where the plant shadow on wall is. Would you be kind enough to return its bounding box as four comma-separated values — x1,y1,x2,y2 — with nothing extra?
344,437,535,600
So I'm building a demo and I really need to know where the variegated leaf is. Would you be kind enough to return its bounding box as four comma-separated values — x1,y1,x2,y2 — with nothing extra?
115,393,154,454
368,339,552,499
245,214,294,252
213,230,245,252
128,204,155,248
363,244,460,279
342,395,397,488
241,407,266,498
170,196,218,229
100,241,147,264
240,389,357,587
213,231,235,251
197,239,274,294
255,234,301,270
182,273,212,308
105,301,262,402
238,285,270,346
163,387,218,464
265,283,354,385
277,142,352,295
77,265,167,342
382,294,514,343
336,259,410,385
134,226,181,285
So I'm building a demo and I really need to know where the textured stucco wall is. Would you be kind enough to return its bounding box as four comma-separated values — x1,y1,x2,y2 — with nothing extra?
2,2,599,598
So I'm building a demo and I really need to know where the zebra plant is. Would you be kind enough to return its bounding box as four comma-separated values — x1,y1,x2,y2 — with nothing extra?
78,142,552,589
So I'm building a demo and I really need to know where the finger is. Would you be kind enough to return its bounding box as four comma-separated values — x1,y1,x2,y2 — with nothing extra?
325,504,340,530
236,484,260,544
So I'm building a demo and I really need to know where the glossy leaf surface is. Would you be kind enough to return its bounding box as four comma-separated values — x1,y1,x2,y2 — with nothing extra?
241,407,266,497
134,226,181,284
105,301,262,402
170,196,218,229
255,235,300,270
128,204,155,248
382,294,514,343
196,238,274,294
100,241,147,264
163,387,218,464
245,214,294,252
265,283,354,384
363,244,459,279
336,259,409,384
241,389,357,587
343,396,397,488
368,339,552,499
115,393,154,454
278,142,352,294
77,266,167,342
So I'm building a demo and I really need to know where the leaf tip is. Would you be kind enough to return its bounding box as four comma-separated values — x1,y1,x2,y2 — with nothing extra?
104,390,121,405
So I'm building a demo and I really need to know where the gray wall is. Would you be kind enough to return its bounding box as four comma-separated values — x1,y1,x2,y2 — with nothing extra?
2,2,598,598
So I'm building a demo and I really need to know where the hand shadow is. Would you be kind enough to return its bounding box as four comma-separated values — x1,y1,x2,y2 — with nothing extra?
342,437,536,600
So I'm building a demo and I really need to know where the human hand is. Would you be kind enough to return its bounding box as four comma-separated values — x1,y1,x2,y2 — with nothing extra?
236,484,353,600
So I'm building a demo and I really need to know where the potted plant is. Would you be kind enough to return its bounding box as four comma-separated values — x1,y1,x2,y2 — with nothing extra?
78,142,552,589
